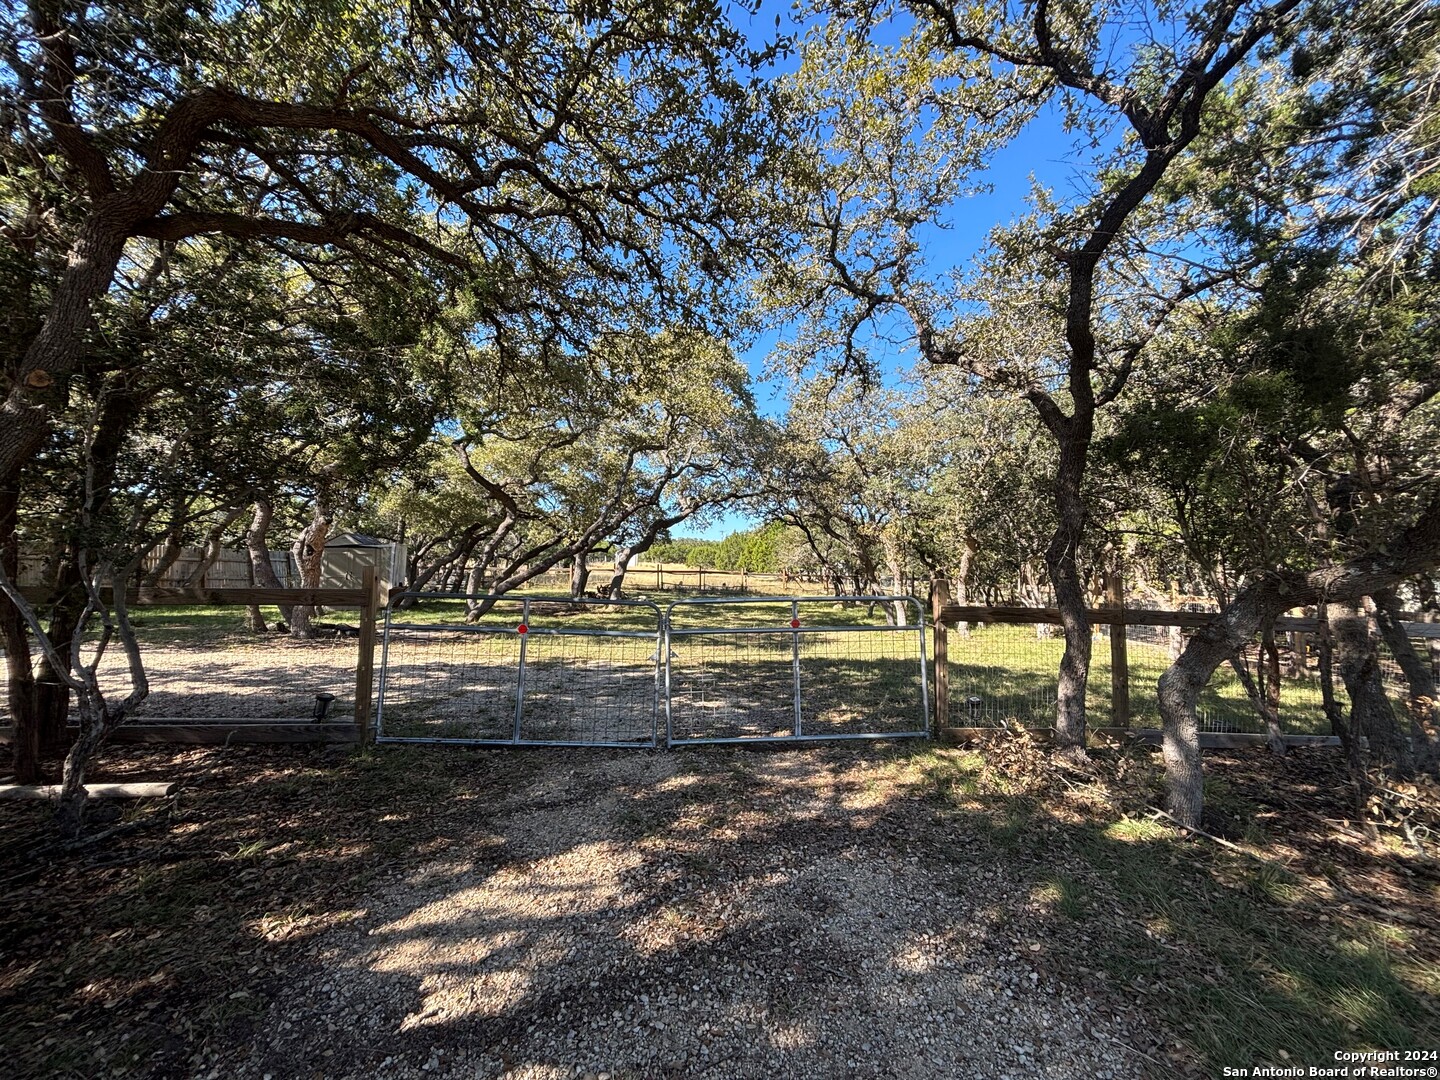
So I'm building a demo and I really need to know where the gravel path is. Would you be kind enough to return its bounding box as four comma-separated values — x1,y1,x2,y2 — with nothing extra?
219,748,1167,1079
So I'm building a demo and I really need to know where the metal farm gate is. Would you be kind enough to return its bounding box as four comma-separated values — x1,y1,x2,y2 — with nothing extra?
664,596,929,745
374,594,663,746
373,593,930,748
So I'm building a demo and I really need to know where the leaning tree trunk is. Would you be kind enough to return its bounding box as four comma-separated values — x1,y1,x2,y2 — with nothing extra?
1373,589,1439,777
1158,577,1293,826
289,499,333,639
1160,494,1440,824
607,544,638,600
140,527,185,592
463,513,517,601
181,507,244,589
1332,602,1414,779
398,526,482,605
244,499,288,631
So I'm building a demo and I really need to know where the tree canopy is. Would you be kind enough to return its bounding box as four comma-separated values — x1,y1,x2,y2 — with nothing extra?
2,0,1439,831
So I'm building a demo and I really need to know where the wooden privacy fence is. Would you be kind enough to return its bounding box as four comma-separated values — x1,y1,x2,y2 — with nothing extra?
2,568,383,747
929,577,1438,747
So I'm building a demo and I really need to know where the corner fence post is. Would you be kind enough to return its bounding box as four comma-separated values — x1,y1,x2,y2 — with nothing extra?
355,565,379,745
1105,564,1130,729
931,579,951,734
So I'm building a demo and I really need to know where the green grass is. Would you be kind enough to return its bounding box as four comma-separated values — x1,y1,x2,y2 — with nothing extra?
389,595,913,632
124,605,282,648
945,623,1331,734
379,598,926,741
68,598,1411,743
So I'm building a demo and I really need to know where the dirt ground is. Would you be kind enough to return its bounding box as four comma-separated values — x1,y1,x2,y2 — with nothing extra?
1,739,1435,1079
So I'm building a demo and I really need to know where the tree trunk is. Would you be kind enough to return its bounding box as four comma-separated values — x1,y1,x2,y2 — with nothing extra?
399,526,482,604
467,534,592,620
0,214,132,493
1263,625,1282,721
1332,603,1413,778
1157,491,1440,823
1316,604,1361,770
883,536,906,625
244,543,265,632
182,506,244,589
32,562,84,755
570,551,591,600
244,499,289,628
1228,644,1286,755
1,481,43,783
1047,424,1092,754
1158,576,1301,826
607,544,638,600
1373,589,1439,776
289,498,333,638
140,527,185,591
51,569,151,839
953,536,977,638
55,688,106,838
462,513,517,601
30,382,145,758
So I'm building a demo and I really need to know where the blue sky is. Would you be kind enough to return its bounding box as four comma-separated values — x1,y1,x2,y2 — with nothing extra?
676,4,1084,541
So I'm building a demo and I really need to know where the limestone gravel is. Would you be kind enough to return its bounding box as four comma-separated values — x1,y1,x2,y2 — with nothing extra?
219,748,1171,1079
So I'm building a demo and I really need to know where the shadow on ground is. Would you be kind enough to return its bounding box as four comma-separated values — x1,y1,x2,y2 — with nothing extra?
0,739,1434,1079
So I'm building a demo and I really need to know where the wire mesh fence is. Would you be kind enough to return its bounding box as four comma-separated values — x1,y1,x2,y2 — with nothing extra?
664,597,929,745
374,594,662,746
6,580,1432,748
0,603,363,725
943,619,1433,736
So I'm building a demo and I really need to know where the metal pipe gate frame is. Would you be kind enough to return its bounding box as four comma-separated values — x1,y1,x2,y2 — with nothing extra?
374,593,666,747
372,592,931,749
662,595,931,746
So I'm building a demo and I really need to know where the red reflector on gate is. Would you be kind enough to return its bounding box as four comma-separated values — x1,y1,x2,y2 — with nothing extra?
789,618,801,629
516,623,529,634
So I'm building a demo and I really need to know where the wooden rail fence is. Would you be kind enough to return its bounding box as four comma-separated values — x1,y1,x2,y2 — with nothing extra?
2,567,383,748
928,576,1436,749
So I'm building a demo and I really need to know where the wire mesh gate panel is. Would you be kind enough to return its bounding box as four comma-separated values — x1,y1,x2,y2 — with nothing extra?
664,596,930,745
374,594,662,746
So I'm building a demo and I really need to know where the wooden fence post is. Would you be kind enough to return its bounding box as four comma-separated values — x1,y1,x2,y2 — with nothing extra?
1105,564,1130,729
355,565,379,745
931,578,951,734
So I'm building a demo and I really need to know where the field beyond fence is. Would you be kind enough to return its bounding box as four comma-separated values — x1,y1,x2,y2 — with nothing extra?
931,582,1439,743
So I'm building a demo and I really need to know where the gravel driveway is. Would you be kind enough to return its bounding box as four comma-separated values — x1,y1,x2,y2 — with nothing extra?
221,747,1167,1080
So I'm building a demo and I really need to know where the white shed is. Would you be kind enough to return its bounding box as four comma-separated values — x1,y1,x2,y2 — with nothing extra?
320,533,406,594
